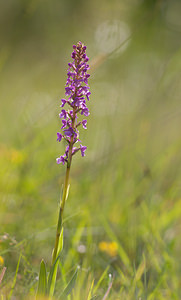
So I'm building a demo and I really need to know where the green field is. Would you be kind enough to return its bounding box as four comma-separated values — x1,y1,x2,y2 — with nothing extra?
1,1,181,299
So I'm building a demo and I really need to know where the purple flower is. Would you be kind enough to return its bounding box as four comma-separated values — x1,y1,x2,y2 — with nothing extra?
57,132,62,142
59,109,67,119
86,91,91,100
63,127,75,137
65,87,72,96
56,157,61,164
81,107,89,116
80,144,87,157
56,156,66,165
82,120,87,129
61,119,67,129
56,41,90,165
61,99,67,107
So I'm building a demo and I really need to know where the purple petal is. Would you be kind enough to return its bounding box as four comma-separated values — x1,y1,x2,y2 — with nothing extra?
56,157,61,164
56,156,66,165
57,132,62,142
80,144,87,157
81,107,89,116
61,99,67,107
61,119,67,129
82,120,87,129
59,109,67,119
71,52,76,59
65,87,72,95
64,127,75,137
65,145,70,155
86,91,91,100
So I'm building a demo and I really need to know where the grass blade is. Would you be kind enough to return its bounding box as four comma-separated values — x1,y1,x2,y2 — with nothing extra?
93,266,109,294
8,253,21,300
48,228,63,297
59,266,80,298
36,259,47,297
87,279,94,300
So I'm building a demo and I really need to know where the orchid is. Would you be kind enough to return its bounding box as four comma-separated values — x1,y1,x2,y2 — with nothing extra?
37,42,90,298
52,42,90,267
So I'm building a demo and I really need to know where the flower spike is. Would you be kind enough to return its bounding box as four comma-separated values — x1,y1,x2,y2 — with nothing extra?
56,42,90,165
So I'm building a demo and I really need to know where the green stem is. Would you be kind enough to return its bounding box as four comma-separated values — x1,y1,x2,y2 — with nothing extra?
52,164,71,265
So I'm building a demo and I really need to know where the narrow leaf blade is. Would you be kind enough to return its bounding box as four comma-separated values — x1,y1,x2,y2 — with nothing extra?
87,279,94,300
57,227,64,255
60,266,79,298
8,253,21,300
93,266,109,293
36,259,47,297
47,255,60,297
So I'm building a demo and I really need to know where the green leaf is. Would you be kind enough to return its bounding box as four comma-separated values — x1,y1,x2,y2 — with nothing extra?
57,227,64,255
36,259,47,298
87,279,94,300
93,265,109,294
47,254,60,297
48,228,63,297
59,266,80,298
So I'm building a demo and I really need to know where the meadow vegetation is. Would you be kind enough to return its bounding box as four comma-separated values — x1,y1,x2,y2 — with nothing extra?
0,1,181,299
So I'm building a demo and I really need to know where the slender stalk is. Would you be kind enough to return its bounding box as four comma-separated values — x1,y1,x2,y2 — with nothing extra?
51,163,71,265
52,105,76,266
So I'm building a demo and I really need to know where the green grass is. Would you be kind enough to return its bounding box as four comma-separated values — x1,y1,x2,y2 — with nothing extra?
1,1,181,299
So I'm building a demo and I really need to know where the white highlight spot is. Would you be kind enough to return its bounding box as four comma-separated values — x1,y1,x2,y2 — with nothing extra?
95,20,131,55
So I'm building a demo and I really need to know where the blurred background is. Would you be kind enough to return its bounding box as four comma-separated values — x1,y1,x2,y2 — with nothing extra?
1,0,181,298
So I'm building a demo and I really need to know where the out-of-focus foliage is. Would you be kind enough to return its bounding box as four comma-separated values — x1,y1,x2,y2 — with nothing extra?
1,0,181,299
